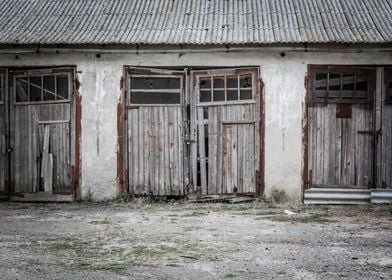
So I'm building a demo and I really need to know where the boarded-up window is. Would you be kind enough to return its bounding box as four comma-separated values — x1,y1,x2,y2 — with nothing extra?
129,76,182,104
198,74,253,104
15,74,70,103
309,66,375,104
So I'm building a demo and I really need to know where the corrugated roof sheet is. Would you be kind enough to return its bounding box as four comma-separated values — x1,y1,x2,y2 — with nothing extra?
0,0,391,45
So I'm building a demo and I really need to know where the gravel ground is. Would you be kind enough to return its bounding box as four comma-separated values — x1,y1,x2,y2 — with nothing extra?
0,201,391,280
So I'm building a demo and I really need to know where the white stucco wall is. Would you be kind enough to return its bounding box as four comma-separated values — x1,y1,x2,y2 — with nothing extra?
0,49,391,201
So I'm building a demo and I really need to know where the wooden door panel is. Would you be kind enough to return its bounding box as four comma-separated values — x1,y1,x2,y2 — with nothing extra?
197,104,258,195
0,71,6,192
0,103,5,193
222,123,255,194
309,104,373,188
127,106,184,196
12,104,71,193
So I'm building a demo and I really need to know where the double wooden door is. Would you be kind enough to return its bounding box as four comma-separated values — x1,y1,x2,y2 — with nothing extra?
124,67,262,196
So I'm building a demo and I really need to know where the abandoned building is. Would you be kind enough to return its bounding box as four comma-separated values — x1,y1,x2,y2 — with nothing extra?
0,0,391,204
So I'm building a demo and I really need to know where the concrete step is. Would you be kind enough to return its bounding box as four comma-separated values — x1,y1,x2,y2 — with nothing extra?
304,188,371,205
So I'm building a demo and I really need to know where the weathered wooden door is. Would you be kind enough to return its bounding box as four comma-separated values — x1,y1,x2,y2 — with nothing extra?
308,66,378,188
0,69,6,193
9,68,75,194
125,68,185,196
191,68,261,195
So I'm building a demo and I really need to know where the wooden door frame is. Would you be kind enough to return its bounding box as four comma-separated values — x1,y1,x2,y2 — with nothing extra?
189,67,264,196
2,66,81,198
119,66,187,196
118,66,265,197
302,64,391,201
0,68,8,195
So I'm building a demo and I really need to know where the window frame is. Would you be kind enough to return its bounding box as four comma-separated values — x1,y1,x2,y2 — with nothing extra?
195,70,257,107
12,68,73,105
308,65,376,105
128,74,184,106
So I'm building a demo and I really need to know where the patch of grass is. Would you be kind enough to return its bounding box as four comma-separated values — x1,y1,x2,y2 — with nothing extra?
88,217,112,225
183,226,202,232
181,211,208,217
89,262,129,272
224,273,237,278
271,188,288,204
255,210,279,216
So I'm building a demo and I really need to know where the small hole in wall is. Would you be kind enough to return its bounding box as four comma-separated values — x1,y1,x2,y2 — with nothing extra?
280,52,286,57
15,55,20,60
96,53,101,58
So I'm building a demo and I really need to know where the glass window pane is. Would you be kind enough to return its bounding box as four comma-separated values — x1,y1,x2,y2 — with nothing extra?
213,90,225,101
29,76,42,102
240,90,252,100
43,75,56,101
200,90,211,102
199,78,211,89
131,91,180,104
16,78,29,102
329,73,341,91
213,77,224,89
227,76,238,88
132,77,180,90
227,90,238,101
240,76,252,88
56,75,69,100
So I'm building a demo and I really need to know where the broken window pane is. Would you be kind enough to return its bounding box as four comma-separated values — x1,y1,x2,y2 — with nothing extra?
16,78,29,102
240,76,252,88
132,77,180,90
200,90,211,102
56,75,69,100
131,91,180,104
43,75,56,101
213,90,225,101
29,76,42,102
199,78,211,89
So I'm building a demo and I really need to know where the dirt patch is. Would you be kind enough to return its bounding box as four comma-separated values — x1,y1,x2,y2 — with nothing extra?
0,202,391,279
